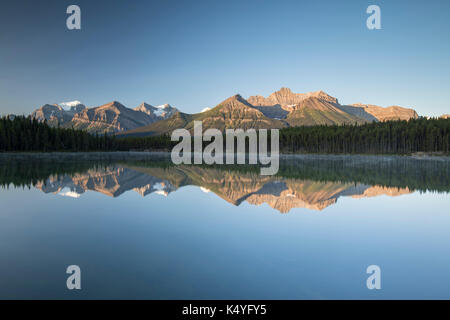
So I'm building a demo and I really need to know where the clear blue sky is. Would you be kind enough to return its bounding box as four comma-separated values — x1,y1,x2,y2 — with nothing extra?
0,0,449,116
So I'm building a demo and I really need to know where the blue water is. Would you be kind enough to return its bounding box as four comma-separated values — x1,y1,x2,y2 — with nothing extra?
0,154,449,299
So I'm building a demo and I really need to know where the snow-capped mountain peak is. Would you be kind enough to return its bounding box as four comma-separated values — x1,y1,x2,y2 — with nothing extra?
59,101,83,109
153,104,177,118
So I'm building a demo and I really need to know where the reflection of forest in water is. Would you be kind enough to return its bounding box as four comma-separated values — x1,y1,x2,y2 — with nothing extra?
1,153,449,212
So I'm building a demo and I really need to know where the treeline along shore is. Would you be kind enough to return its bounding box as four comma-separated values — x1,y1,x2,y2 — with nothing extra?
0,116,449,154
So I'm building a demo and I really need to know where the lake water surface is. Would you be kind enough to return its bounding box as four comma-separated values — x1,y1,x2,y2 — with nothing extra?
0,153,449,299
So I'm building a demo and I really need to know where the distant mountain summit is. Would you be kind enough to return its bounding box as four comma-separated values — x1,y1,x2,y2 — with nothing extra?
134,103,178,120
31,104,68,125
31,102,86,126
133,102,155,115
248,87,338,107
70,101,156,134
59,101,86,115
154,104,178,118
194,94,286,131
348,103,418,122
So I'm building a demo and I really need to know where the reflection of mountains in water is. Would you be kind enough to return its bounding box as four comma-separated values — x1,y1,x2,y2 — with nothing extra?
35,165,413,213
35,167,177,198
2,154,448,213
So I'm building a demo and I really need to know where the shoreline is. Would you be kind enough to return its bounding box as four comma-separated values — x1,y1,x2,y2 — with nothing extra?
1,151,449,161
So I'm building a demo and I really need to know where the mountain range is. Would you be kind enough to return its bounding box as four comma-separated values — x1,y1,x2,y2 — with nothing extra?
29,88,420,135
31,101,178,134
118,88,419,137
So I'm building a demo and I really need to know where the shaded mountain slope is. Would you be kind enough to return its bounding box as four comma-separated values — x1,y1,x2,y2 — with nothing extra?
285,97,369,126
67,101,155,134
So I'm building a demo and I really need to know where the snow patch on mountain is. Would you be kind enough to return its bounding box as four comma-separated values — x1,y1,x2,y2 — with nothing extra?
59,101,83,109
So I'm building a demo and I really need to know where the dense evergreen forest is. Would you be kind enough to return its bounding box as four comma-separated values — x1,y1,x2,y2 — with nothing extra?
279,118,450,154
0,116,172,152
1,115,449,154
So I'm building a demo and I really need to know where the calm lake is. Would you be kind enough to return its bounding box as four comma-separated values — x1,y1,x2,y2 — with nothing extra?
0,152,449,299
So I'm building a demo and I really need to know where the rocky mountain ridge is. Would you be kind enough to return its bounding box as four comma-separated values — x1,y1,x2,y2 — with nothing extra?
119,88,419,137
30,100,178,134
29,88,420,135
